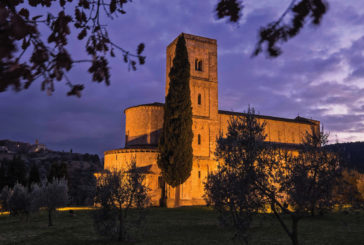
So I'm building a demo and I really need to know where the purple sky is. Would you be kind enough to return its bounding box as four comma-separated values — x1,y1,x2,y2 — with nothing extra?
1,0,364,156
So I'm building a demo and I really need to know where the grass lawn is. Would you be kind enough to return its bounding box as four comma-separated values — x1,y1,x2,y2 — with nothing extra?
0,207,363,245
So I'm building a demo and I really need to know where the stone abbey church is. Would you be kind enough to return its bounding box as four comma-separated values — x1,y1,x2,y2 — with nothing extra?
104,33,320,207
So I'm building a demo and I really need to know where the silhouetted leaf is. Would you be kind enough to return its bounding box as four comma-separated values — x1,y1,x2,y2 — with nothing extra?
110,0,117,13
215,0,242,23
137,43,145,55
19,8,29,19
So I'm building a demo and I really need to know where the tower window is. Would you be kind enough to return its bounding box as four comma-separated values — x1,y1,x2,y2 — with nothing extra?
198,94,201,105
195,59,202,71
198,171,201,178
198,134,201,145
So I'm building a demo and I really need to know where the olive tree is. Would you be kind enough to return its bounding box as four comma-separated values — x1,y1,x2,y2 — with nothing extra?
94,162,150,241
205,107,342,245
32,178,69,226
7,183,32,217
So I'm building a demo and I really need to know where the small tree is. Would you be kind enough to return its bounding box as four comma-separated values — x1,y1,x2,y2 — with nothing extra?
267,129,341,245
205,107,269,243
32,178,69,226
7,183,32,217
94,162,150,241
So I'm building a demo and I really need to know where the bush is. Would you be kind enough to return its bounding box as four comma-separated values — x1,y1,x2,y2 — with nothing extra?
0,186,11,211
8,183,31,216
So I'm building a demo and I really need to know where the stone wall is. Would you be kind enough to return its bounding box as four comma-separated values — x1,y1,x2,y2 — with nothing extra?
125,104,164,147
219,113,320,145
104,148,162,206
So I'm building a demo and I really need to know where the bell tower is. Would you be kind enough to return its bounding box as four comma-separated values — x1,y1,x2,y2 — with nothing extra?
166,33,218,120
166,33,218,158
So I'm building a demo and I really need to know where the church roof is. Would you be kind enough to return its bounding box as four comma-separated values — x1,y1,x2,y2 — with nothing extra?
124,102,164,112
124,102,318,125
218,110,318,125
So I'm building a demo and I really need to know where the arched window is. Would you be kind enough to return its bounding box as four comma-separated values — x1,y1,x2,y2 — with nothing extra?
198,94,201,105
198,134,201,145
195,59,202,71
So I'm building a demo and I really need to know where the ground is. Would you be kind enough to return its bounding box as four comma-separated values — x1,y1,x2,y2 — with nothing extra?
0,207,363,245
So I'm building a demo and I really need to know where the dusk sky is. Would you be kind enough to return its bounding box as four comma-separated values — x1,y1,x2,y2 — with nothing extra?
1,0,364,156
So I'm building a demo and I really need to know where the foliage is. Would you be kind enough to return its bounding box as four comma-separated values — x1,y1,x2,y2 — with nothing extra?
94,162,150,241
277,129,342,217
48,162,68,182
7,183,32,216
205,107,270,243
0,0,329,96
0,186,11,211
326,142,364,173
28,163,40,187
206,107,342,245
158,34,193,194
32,178,69,226
215,0,328,57
0,0,145,96
334,168,364,208
216,0,243,23
68,169,96,205
0,156,27,189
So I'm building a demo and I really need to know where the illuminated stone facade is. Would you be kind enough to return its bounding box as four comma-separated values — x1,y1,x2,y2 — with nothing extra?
104,33,320,207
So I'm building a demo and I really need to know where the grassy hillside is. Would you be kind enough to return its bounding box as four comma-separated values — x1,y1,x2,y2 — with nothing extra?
0,207,363,245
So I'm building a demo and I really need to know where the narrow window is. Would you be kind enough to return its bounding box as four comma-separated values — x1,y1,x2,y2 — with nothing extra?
198,171,201,179
198,60,203,71
195,59,198,70
198,94,201,105
198,134,201,145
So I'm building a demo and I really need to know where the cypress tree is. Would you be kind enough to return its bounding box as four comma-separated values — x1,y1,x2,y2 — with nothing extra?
28,163,41,187
158,34,193,205
7,156,27,187
48,162,68,182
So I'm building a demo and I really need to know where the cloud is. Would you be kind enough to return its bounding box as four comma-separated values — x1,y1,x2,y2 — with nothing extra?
1,0,364,154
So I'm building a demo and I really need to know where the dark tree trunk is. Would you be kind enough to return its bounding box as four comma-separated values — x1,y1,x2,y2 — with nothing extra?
174,185,180,207
159,179,166,207
118,210,123,241
48,209,53,226
290,216,299,245
310,201,316,216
